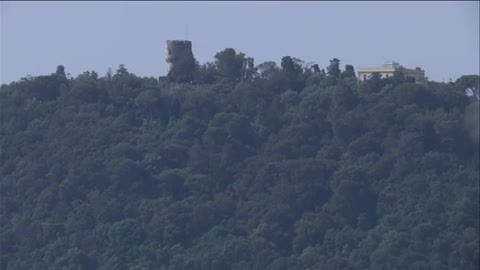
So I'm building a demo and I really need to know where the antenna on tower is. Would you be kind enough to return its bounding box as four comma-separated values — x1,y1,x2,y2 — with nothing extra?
186,24,189,40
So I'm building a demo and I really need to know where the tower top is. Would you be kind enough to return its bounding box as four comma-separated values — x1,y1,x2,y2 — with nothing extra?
166,40,191,44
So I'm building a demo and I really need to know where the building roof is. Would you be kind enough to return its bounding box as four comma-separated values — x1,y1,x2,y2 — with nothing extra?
382,60,401,68
358,60,402,73
358,66,396,73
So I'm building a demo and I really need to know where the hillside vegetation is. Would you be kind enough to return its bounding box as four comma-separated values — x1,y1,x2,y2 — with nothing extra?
1,50,479,269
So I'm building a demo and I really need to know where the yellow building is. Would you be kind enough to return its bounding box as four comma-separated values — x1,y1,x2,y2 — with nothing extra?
358,61,426,84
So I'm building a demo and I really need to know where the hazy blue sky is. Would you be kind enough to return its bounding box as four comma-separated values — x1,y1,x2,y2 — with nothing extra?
1,1,479,84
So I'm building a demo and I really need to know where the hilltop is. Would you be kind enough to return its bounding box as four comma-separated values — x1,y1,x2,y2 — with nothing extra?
1,49,479,269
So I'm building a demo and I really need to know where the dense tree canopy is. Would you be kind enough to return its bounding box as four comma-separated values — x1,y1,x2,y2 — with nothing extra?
456,75,480,100
0,51,479,270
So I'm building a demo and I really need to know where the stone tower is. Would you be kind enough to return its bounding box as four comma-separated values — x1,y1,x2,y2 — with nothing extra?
165,40,194,78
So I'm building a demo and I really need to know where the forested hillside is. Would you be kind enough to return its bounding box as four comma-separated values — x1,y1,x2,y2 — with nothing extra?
1,49,479,269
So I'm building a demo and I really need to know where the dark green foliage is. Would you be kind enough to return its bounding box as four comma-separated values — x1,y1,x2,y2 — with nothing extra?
341,64,356,79
327,58,341,78
214,48,250,83
281,56,305,91
0,54,478,270
456,75,479,100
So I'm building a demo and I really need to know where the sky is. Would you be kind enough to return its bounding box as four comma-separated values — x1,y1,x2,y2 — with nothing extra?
1,1,479,84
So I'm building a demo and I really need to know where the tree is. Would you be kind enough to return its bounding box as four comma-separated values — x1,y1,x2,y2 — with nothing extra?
214,48,246,83
327,58,341,78
257,61,280,80
116,64,128,76
329,165,377,226
281,56,304,91
55,65,66,77
243,57,257,81
69,71,102,103
389,69,406,86
195,62,218,84
456,75,479,100
134,89,161,122
341,64,355,79
361,72,386,94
